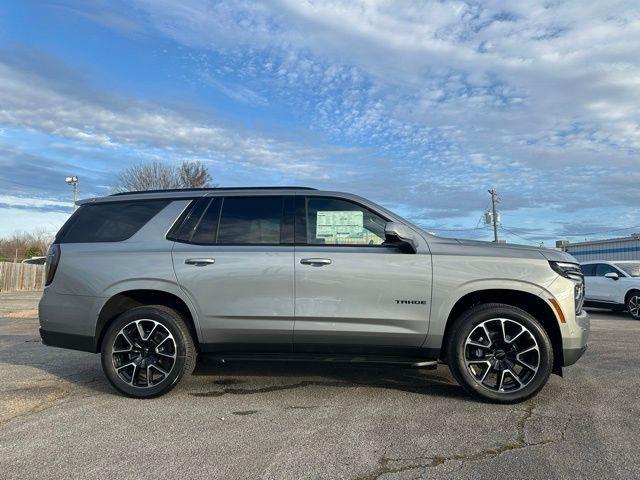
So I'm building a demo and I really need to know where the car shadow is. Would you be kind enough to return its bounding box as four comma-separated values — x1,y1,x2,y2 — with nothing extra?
189,356,469,401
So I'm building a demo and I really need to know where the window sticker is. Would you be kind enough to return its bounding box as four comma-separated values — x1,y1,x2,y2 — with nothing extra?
316,210,364,240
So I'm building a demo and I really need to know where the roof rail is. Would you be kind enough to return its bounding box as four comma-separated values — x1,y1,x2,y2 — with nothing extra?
110,186,317,196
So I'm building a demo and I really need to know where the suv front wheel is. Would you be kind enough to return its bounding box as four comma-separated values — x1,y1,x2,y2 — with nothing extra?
101,305,197,398
447,303,553,403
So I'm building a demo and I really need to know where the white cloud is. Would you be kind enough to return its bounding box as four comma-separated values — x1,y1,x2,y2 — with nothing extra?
0,195,71,209
0,59,347,179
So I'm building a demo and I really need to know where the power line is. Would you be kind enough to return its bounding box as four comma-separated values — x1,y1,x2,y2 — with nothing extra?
499,225,538,245
561,225,640,237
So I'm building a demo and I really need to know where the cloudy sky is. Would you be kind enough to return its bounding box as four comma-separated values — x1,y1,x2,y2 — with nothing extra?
1,1,639,244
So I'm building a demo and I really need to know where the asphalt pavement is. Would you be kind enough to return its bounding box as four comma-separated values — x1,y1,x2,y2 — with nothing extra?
1,291,639,479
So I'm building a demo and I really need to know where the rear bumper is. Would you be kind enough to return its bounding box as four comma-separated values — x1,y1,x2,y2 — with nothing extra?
39,289,102,353
562,309,590,366
40,328,96,353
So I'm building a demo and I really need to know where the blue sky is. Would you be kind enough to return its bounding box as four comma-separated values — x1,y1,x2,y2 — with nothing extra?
1,1,639,245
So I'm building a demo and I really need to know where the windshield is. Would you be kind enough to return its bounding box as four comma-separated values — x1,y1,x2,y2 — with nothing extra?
615,262,640,277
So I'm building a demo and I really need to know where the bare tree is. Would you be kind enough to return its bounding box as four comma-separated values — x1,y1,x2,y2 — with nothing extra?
0,229,54,262
178,161,211,189
113,160,214,193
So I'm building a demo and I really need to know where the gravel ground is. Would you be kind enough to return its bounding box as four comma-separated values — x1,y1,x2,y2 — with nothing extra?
1,291,639,479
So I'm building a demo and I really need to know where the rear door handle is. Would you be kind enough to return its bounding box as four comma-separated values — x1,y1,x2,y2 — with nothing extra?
185,258,215,266
300,258,332,266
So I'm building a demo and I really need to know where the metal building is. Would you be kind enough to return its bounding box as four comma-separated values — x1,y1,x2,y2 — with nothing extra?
557,234,640,261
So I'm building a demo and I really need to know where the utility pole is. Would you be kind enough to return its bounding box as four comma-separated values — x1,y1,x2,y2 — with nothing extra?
65,176,79,211
488,189,500,242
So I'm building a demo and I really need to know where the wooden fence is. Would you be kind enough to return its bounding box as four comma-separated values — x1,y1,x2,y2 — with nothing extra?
0,262,46,292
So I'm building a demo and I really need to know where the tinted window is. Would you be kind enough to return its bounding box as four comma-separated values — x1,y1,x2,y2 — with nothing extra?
305,197,387,246
616,262,640,277
168,198,210,243
58,200,169,243
191,198,222,244
217,197,284,244
580,264,595,276
595,263,620,276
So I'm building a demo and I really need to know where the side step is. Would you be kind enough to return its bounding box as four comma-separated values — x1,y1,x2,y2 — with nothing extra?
203,353,438,369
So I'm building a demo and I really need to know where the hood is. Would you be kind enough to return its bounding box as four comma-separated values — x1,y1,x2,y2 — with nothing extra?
424,234,577,263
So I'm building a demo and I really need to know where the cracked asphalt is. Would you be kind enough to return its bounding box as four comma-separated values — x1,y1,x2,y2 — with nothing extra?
1,291,640,479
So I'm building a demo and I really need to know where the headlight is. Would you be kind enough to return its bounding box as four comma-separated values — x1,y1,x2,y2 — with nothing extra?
548,261,583,281
549,261,584,314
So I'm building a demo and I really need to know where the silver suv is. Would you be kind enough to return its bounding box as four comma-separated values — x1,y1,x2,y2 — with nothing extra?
39,187,589,403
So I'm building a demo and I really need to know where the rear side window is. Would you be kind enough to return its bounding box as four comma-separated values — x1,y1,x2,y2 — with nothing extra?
57,200,169,243
580,264,595,276
217,197,284,244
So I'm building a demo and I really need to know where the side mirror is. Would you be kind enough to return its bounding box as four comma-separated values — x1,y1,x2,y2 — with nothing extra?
604,272,619,280
384,222,419,253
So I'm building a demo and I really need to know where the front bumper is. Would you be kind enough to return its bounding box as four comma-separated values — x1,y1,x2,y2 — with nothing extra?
562,308,590,366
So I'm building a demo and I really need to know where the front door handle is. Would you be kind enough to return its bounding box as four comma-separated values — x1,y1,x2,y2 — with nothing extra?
300,258,332,266
185,258,215,266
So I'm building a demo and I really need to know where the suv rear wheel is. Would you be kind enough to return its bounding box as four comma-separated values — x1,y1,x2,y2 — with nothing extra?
447,303,553,403
101,305,197,398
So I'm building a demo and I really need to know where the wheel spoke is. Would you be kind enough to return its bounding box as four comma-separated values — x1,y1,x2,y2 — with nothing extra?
466,339,491,349
150,364,169,377
116,361,136,372
516,358,538,372
500,319,508,343
136,321,147,341
481,324,493,347
155,350,176,359
516,345,538,356
113,332,133,353
506,326,525,344
497,370,506,391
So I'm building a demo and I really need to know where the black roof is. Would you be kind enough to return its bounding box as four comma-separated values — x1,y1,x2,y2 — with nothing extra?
110,186,317,197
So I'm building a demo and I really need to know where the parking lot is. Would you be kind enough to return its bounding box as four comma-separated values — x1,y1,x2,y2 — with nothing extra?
1,291,639,479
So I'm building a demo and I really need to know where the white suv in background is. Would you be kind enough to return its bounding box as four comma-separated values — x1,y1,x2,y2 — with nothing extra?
581,261,640,319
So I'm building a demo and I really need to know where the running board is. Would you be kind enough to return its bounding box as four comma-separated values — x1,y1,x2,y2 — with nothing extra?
203,353,438,369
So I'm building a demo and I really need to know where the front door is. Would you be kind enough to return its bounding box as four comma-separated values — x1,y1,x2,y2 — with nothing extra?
172,195,295,352
293,196,432,355
588,263,622,302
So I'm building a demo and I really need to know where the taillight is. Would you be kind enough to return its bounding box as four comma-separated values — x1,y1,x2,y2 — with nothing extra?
45,244,60,286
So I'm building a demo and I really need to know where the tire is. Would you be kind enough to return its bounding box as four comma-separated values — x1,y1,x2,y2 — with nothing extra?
101,305,197,398
447,303,553,404
627,292,640,320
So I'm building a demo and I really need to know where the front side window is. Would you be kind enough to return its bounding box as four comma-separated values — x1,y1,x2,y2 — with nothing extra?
595,263,621,277
217,197,284,244
304,197,387,246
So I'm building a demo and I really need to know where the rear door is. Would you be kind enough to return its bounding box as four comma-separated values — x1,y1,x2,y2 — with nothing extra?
293,195,432,355
171,195,295,352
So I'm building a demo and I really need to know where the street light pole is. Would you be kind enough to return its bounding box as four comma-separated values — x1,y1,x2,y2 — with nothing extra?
65,176,79,211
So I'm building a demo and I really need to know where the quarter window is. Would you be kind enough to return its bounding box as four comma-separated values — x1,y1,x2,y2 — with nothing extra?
304,197,387,246
57,200,169,243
